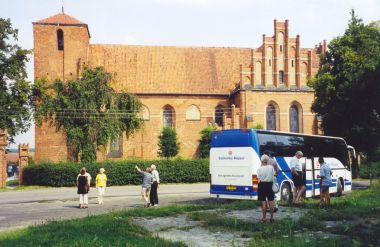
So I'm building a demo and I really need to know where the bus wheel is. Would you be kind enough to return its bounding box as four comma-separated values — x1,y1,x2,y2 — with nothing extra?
280,183,291,203
336,179,343,197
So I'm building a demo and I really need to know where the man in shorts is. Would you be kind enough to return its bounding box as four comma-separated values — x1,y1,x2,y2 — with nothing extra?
317,157,332,205
290,151,305,203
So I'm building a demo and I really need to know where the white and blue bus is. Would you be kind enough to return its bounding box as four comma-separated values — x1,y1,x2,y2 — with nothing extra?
210,129,355,201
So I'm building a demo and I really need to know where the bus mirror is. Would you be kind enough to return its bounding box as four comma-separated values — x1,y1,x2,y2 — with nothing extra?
347,145,356,159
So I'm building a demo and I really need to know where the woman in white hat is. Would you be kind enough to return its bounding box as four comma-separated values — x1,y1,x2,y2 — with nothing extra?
95,168,107,204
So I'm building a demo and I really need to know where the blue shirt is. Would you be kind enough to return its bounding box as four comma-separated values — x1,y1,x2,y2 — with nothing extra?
139,171,153,188
320,163,332,186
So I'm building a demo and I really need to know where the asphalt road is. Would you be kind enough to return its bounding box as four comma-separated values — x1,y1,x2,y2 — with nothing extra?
0,180,370,232
0,183,209,232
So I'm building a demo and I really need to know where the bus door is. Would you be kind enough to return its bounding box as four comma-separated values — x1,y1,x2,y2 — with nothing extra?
312,157,321,196
305,158,314,197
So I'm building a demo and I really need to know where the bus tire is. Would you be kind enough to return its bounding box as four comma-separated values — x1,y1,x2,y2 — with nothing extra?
336,178,343,197
280,183,292,203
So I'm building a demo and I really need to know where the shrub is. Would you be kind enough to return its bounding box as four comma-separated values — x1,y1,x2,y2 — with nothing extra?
23,159,209,187
359,161,380,179
158,127,180,158
249,123,264,129
198,126,216,158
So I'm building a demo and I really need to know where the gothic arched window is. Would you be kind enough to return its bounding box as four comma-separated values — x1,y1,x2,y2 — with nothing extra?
266,104,277,130
57,29,64,51
215,106,224,127
290,105,299,133
163,105,175,128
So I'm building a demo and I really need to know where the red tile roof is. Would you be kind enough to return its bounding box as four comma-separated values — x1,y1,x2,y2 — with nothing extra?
33,13,90,37
34,13,86,25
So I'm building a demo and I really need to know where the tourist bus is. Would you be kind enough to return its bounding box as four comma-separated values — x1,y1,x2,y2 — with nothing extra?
209,129,355,201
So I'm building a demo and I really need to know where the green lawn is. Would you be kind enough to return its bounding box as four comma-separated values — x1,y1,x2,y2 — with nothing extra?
0,181,379,247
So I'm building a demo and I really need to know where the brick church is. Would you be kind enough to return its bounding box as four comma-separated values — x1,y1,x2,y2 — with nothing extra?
33,12,326,163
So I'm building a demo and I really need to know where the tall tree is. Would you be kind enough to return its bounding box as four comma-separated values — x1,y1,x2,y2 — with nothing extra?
309,10,380,160
158,127,180,158
0,18,32,143
34,66,143,163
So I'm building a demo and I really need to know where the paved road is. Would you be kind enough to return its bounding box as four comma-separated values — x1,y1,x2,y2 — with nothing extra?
0,183,209,232
0,180,370,232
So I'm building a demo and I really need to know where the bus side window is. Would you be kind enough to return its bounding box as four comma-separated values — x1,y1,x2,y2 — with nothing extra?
275,134,306,157
257,133,277,156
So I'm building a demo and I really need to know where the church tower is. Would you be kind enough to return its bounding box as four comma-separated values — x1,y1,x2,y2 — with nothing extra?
33,12,90,82
33,12,90,163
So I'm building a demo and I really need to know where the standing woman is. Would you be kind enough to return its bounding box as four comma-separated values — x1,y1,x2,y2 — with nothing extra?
96,168,107,204
150,164,160,207
77,168,90,209
257,154,276,223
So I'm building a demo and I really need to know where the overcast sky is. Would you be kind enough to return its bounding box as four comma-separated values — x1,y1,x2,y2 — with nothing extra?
1,0,380,148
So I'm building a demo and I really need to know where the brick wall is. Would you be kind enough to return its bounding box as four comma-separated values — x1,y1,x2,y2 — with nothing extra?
33,14,323,162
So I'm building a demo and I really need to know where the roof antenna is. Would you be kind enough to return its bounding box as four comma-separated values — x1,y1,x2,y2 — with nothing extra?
61,0,64,14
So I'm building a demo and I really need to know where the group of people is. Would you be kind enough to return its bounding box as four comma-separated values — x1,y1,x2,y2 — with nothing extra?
257,150,332,223
76,164,160,209
135,164,160,207
76,167,107,208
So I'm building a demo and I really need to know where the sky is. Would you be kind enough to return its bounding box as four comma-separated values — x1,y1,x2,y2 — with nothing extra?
1,0,380,148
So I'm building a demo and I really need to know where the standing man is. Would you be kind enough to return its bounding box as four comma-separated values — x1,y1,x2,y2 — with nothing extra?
150,164,160,207
317,157,332,205
290,151,306,203
135,165,153,207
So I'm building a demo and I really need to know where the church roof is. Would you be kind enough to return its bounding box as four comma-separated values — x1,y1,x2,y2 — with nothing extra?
33,13,90,37
89,44,253,94
34,12,85,25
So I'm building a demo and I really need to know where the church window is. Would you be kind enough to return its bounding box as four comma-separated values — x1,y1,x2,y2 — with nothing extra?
108,134,122,158
292,60,294,67
289,105,299,133
266,104,277,130
215,106,224,126
280,45,283,53
163,105,175,128
140,105,150,121
57,29,64,51
186,105,201,121
279,71,284,84
269,59,272,67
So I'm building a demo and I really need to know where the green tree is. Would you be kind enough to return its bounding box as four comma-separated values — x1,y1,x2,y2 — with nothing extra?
309,10,380,160
0,18,33,143
158,127,180,158
249,123,264,129
198,126,216,158
34,67,143,163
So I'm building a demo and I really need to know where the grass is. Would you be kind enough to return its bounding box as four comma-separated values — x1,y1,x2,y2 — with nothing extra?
0,211,186,247
185,180,380,246
0,181,379,246
0,201,258,247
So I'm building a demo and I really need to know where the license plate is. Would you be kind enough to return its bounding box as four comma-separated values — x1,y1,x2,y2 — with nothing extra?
226,185,237,191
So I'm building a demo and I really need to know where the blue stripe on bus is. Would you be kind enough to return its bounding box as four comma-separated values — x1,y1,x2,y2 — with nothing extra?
275,157,294,184
210,185,258,196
